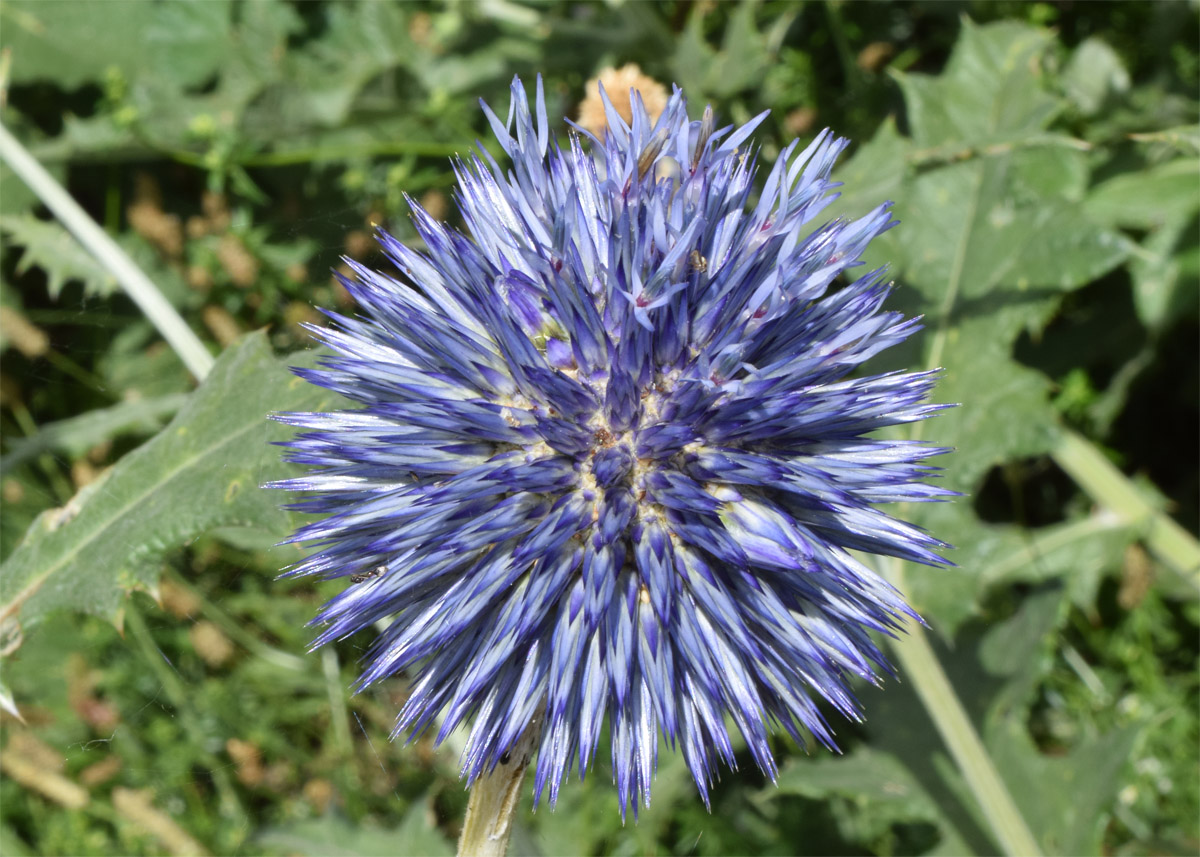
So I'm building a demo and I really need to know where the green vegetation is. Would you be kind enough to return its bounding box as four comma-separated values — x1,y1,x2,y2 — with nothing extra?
1,2,1196,855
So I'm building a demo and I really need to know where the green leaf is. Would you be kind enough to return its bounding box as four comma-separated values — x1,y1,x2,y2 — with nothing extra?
28,113,141,165
890,159,1127,321
412,52,511,99
0,332,331,651
993,717,1142,857
141,0,234,89
974,514,1135,611
1084,158,1200,231
276,2,414,128
672,1,772,101
0,0,232,90
1,0,156,89
1061,36,1131,117
892,19,1060,150
1010,143,1090,203
770,747,974,855
256,799,453,857
829,117,911,229
859,587,1145,856
1128,215,1200,332
974,592,1144,857
115,0,301,154
0,393,188,477
824,20,1133,632
0,214,118,299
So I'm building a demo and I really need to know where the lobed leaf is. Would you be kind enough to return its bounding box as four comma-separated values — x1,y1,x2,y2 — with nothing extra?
0,394,188,478
823,20,1135,631
0,214,118,299
0,332,330,653
1083,158,1200,231
772,747,973,855
0,0,230,90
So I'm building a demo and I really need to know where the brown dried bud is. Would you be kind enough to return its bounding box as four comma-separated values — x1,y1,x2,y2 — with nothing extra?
577,64,668,137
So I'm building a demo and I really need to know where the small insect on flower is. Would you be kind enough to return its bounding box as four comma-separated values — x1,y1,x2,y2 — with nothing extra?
349,566,385,585
271,75,953,818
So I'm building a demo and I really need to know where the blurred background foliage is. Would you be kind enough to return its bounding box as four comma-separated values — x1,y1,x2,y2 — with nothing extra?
0,1,1196,855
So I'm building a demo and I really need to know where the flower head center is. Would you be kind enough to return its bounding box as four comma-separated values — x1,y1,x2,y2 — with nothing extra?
588,436,634,489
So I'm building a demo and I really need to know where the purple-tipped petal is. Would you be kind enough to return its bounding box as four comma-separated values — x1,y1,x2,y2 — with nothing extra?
273,73,952,818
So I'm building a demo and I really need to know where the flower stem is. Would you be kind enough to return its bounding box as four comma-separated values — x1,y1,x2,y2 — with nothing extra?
886,566,1044,857
457,714,543,857
0,122,214,381
1052,428,1200,588
322,648,354,761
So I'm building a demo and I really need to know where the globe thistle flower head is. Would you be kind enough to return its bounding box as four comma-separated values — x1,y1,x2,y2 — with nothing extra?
272,76,952,818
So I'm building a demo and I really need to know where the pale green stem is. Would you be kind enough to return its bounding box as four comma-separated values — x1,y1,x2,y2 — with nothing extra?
322,648,354,760
457,712,543,857
885,215,1043,856
0,122,214,381
892,225,1043,853
1052,428,1200,588
886,562,1044,857
979,512,1124,589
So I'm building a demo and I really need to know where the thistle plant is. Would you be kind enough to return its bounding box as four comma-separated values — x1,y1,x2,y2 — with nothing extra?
273,76,951,827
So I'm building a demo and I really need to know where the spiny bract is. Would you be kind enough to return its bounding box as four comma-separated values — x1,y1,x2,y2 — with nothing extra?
273,76,952,817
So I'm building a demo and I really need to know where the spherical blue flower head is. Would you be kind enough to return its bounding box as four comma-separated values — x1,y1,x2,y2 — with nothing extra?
272,76,952,818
